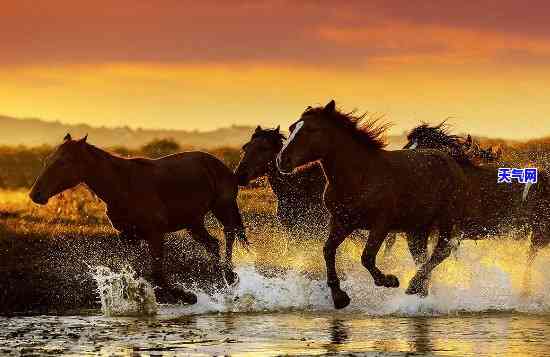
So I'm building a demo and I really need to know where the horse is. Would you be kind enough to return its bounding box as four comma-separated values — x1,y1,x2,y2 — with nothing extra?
403,122,501,165
384,122,503,255
234,126,329,233
403,123,550,293
29,134,248,304
277,100,468,309
235,125,399,254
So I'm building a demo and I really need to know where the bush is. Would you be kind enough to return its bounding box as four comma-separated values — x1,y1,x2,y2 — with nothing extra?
140,138,181,158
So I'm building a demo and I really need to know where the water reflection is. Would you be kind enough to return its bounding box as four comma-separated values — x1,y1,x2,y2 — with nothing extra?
2,313,550,356
408,317,433,354
324,317,350,353
329,318,349,344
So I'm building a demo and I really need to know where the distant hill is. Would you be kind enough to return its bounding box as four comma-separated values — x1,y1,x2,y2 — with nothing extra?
0,115,407,149
0,115,257,149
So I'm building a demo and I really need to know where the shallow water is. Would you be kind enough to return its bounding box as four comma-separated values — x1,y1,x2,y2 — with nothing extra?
2,312,550,356
2,238,550,356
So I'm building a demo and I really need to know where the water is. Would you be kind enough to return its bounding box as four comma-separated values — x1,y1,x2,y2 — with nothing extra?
2,238,550,356
2,312,550,356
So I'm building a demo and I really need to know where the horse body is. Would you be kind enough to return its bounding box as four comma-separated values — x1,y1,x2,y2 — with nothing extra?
30,135,246,304
404,123,550,293
277,100,468,309
266,161,328,232
101,153,242,241
322,148,465,232
459,164,522,237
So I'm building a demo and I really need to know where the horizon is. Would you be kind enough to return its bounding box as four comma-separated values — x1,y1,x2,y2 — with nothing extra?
2,1,550,140
1,112,542,143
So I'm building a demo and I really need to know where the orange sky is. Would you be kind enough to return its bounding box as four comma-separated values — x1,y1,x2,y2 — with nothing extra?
1,1,550,139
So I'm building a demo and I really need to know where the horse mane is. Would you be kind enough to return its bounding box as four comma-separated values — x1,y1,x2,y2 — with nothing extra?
304,106,389,149
407,121,462,147
251,127,287,147
406,122,478,165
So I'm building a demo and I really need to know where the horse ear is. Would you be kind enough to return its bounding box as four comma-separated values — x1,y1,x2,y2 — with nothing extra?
255,125,262,133
78,134,88,144
275,125,280,133
323,100,336,113
64,133,72,141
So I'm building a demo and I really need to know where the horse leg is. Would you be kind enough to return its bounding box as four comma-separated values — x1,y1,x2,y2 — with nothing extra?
406,229,430,296
212,199,247,285
361,227,399,288
324,218,353,309
406,226,453,296
523,227,550,296
188,223,232,286
189,223,221,261
147,232,197,304
383,232,397,259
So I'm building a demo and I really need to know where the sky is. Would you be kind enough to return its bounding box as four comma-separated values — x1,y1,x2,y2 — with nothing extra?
1,0,550,139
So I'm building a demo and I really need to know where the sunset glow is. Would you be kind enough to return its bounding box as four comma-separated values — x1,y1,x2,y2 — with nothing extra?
2,1,550,138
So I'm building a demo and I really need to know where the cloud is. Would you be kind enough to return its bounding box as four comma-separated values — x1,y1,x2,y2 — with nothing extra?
2,1,550,67
317,23,550,66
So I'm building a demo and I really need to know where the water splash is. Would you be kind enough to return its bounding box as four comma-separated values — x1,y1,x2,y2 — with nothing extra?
89,238,550,318
160,238,550,317
91,265,157,316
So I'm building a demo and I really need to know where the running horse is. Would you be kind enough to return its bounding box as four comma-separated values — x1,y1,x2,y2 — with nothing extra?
403,123,550,294
234,126,329,234
29,134,248,304
235,126,399,247
277,100,468,309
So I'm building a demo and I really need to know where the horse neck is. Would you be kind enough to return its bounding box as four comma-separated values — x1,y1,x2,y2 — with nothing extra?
320,136,381,185
266,159,290,197
81,145,129,208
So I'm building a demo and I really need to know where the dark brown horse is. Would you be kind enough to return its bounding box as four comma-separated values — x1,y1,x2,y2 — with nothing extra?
404,123,550,293
235,126,399,252
29,134,248,304
384,122,503,255
234,126,328,233
403,122,501,164
277,100,468,309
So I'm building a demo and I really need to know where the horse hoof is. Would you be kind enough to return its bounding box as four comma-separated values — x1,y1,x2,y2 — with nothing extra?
405,277,425,296
224,269,239,286
383,274,400,288
331,289,351,309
